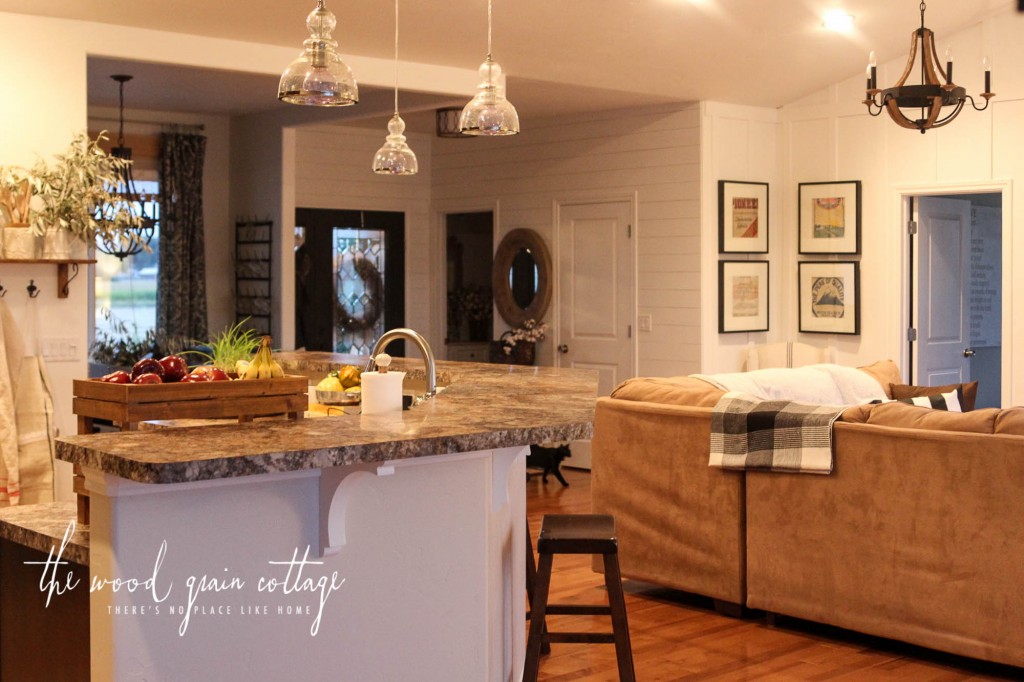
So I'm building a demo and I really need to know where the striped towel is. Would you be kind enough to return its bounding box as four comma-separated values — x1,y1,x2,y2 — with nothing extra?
708,392,845,474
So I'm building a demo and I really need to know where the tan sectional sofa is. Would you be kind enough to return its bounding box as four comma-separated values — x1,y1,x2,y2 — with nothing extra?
591,364,1024,668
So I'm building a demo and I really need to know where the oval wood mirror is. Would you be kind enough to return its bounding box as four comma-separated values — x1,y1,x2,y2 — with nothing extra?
492,228,552,328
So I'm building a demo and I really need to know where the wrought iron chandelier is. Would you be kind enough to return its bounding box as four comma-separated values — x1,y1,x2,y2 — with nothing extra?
863,2,993,134
96,75,157,260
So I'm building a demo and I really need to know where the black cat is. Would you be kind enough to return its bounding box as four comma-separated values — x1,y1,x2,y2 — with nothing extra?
527,444,571,487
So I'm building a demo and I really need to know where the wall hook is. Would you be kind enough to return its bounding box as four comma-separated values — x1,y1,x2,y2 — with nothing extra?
0,281,6,298
27,280,40,298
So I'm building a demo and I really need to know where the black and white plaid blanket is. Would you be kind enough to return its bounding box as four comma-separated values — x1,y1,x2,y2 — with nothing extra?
708,392,845,474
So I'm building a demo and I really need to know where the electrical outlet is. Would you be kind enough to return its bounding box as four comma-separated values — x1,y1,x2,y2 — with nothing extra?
41,337,79,362
638,315,653,332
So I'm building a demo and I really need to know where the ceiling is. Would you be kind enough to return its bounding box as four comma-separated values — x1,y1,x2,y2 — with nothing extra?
4,0,1012,124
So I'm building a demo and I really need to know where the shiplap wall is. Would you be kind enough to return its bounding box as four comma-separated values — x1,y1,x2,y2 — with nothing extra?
779,4,1023,405
432,103,702,376
699,102,781,373
292,125,436,347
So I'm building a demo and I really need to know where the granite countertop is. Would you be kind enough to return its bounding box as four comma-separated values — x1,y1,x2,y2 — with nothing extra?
56,358,598,486
0,502,88,565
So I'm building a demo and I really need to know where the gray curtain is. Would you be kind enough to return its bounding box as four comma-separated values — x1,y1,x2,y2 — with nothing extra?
157,133,208,341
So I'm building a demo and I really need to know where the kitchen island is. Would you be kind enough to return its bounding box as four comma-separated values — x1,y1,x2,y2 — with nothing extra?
50,358,597,681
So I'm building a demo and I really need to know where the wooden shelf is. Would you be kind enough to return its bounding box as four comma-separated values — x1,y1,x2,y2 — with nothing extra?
0,259,96,298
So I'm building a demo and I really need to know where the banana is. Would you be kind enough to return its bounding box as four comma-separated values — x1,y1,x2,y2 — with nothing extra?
235,359,250,376
241,336,283,380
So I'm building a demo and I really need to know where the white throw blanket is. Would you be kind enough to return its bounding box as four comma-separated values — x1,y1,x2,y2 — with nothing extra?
694,364,887,407
0,299,55,505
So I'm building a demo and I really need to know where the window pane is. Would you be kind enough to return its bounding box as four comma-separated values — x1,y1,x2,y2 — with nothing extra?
334,227,386,355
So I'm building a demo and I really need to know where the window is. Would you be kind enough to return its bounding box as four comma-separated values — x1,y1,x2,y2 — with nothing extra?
93,179,160,342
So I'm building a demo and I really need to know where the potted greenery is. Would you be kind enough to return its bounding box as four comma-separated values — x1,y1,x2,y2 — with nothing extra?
29,131,147,259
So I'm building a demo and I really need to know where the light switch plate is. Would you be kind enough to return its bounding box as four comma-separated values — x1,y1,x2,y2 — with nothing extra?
638,315,653,332
41,337,79,362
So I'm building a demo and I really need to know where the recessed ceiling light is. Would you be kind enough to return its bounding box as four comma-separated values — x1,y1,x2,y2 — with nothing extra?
822,9,855,32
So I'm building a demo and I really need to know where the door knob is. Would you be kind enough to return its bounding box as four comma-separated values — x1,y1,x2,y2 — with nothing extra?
963,348,976,358
557,344,569,354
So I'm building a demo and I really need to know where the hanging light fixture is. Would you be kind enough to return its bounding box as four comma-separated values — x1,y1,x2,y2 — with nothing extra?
278,0,358,106
372,0,418,175
95,75,156,261
459,0,520,136
863,1,993,134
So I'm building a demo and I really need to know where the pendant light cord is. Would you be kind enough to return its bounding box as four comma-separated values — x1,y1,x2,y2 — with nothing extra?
487,0,493,60
393,0,399,115
118,80,126,147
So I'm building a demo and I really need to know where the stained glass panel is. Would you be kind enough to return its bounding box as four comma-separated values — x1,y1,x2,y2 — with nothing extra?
333,228,386,354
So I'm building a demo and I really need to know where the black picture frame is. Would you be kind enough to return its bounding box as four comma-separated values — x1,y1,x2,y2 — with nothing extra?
798,181,862,254
718,260,770,333
798,261,860,335
718,180,769,254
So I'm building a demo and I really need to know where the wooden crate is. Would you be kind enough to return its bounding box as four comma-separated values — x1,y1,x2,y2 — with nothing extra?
73,375,308,428
72,375,308,524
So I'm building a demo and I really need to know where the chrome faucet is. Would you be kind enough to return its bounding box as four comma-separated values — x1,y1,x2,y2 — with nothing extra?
366,328,437,397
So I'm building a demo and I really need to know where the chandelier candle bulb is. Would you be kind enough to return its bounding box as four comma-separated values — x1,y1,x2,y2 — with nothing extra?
984,56,991,93
945,47,953,86
868,51,877,91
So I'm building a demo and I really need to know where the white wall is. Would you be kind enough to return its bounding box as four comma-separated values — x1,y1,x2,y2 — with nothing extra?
431,104,702,376
700,102,781,373
292,124,435,348
778,4,1023,405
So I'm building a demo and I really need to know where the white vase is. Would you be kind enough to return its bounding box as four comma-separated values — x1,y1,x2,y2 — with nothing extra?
41,226,72,259
2,224,38,259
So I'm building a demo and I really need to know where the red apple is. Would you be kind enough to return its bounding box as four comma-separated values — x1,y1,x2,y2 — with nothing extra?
97,370,130,384
181,372,212,383
131,358,164,381
132,372,163,385
158,355,189,383
191,365,230,381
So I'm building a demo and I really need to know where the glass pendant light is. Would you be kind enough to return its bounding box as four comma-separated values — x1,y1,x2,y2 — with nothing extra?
278,0,358,106
372,0,418,175
459,0,520,136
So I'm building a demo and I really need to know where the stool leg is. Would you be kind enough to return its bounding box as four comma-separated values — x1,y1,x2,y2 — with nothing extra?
524,552,553,682
603,554,636,682
525,523,550,656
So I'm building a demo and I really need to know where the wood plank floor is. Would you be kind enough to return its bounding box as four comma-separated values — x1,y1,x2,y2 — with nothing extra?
526,467,1023,681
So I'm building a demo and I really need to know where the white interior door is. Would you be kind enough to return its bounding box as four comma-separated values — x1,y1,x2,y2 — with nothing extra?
556,200,635,469
915,197,972,386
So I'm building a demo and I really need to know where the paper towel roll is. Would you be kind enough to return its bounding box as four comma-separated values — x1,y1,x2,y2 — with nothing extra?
360,371,406,415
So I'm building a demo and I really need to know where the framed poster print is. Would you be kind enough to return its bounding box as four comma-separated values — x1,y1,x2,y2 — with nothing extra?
719,180,769,253
798,181,861,254
798,261,860,334
719,260,769,333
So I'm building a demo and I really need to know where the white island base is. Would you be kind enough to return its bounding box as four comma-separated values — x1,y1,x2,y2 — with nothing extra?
83,446,527,681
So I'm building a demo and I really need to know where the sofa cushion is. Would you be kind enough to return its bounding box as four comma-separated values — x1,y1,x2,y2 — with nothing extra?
994,408,1024,435
839,403,877,423
891,381,978,411
858,360,901,398
610,376,725,408
865,401,997,433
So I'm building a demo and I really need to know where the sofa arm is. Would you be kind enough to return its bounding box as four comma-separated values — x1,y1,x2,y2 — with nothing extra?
592,397,746,604
746,422,1024,668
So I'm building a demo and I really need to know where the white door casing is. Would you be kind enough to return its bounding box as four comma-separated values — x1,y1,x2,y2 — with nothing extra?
556,200,636,468
915,197,972,386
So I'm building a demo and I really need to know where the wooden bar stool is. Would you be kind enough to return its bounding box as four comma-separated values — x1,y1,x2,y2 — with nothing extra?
525,519,551,656
524,514,635,682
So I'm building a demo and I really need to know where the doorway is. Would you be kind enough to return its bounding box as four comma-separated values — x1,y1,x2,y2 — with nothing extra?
910,193,1002,408
556,199,636,468
294,208,405,355
445,212,494,362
